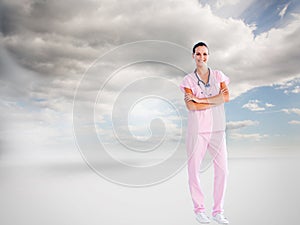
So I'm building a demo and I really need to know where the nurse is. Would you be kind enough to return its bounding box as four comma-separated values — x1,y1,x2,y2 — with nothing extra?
180,42,230,224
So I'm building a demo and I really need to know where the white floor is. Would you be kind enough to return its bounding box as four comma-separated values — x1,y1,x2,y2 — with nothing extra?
0,149,299,225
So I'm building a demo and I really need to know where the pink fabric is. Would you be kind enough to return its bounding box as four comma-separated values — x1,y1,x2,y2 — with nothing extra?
180,69,230,133
187,132,228,216
180,69,229,216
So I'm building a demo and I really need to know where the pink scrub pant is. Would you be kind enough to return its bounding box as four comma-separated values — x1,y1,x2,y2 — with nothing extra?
187,131,228,216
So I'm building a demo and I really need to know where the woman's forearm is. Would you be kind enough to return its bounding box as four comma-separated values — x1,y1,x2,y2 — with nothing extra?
183,86,230,111
192,85,230,105
185,101,215,111
196,93,225,105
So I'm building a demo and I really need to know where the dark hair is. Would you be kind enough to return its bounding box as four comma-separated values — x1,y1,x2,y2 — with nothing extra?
192,42,209,54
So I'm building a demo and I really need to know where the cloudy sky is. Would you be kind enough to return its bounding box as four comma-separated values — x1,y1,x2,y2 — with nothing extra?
0,0,300,164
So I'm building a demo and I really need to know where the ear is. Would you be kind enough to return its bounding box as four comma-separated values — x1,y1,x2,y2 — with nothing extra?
192,53,195,59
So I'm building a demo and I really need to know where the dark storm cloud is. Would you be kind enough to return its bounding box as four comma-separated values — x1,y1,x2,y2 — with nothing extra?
0,0,300,102
0,0,300,159
0,0,108,76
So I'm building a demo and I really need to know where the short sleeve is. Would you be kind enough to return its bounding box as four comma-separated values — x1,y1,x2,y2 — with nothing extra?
179,75,195,92
216,70,230,85
179,75,193,93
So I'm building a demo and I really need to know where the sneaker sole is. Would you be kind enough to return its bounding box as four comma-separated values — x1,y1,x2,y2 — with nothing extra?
196,218,211,224
212,217,229,224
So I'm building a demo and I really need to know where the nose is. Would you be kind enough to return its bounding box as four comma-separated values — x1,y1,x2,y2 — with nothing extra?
198,54,204,61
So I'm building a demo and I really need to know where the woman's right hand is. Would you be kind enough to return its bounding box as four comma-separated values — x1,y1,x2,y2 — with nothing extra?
184,93,194,102
185,93,203,103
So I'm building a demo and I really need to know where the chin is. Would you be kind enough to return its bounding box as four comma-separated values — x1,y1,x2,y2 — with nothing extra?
198,62,206,66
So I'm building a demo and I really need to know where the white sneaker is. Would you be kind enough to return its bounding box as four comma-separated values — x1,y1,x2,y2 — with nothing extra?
212,213,229,224
196,212,211,224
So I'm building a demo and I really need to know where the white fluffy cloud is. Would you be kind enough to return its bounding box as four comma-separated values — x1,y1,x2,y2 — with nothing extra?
2,0,300,95
274,78,300,95
242,100,275,111
285,86,300,94
282,108,300,116
226,119,268,141
229,132,269,141
1,0,300,153
288,120,300,125
199,0,256,18
278,2,290,19
226,120,259,130
242,100,264,111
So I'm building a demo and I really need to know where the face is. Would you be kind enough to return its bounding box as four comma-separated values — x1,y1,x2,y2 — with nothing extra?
193,46,209,67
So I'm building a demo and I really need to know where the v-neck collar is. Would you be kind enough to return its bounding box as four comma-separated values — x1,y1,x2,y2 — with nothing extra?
194,68,210,87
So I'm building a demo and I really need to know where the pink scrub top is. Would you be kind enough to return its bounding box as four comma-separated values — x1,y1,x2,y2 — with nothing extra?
180,69,230,133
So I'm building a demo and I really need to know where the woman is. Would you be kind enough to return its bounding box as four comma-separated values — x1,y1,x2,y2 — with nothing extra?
180,42,230,224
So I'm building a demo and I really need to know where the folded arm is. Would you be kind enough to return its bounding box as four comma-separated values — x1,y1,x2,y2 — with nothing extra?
184,82,230,111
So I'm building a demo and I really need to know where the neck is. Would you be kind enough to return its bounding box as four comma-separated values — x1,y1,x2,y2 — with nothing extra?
196,66,208,77
196,65,208,76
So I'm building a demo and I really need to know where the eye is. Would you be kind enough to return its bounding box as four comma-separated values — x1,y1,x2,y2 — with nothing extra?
196,53,201,56
203,53,208,56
